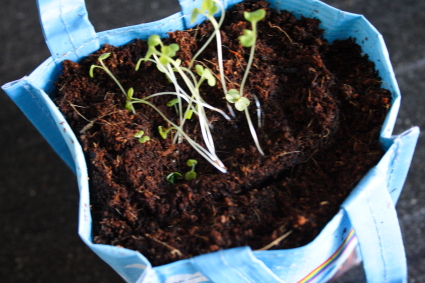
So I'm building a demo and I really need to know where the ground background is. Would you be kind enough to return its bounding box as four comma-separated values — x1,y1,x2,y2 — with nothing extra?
0,0,423,282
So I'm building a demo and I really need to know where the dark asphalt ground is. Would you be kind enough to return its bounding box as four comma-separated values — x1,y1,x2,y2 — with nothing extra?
1,0,424,282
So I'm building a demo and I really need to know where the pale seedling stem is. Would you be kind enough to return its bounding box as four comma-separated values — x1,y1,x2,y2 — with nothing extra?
238,9,266,97
132,99,226,173
190,0,227,94
245,107,265,155
90,53,135,113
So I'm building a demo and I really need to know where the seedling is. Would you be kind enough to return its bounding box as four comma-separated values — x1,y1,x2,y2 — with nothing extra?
93,3,267,175
190,0,227,93
167,98,179,107
185,159,198,181
230,8,266,156
134,130,150,143
238,9,266,96
166,172,183,184
195,65,216,87
135,34,228,173
226,89,250,111
89,53,135,113
191,2,266,156
158,126,178,139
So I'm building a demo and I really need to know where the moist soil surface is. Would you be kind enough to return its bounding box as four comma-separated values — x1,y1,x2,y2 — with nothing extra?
55,0,391,266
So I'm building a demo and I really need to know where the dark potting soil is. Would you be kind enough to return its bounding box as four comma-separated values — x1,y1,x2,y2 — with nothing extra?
55,0,391,266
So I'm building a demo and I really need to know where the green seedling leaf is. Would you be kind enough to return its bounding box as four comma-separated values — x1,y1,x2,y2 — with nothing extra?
201,0,213,13
98,52,111,61
196,64,204,76
125,89,135,113
191,8,200,24
238,29,255,47
243,9,266,24
133,130,145,138
158,126,168,139
159,55,170,65
127,87,134,99
185,109,194,119
235,96,250,111
148,34,161,47
226,89,250,111
89,65,97,78
170,43,180,53
209,4,218,15
139,136,150,143
192,0,219,23
187,159,198,167
196,65,216,86
158,44,180,65
162,44,180,58
185,171,197,181
167,98,179,107
201,0,218,16
158,126,176,139
185,159,198,180
203,68,216,86
226,89,241,103
134,130,150,143
166,172,183,184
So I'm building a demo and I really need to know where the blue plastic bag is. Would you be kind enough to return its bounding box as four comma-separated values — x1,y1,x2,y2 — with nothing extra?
2,0,419,282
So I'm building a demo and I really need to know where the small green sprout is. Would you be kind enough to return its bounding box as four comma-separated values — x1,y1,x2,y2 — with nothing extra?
238,29,256,47
134,130,150,143
141,34,180,66
125,87,136,113
143,34,162,62
158,126,177,139
185,159,198,181
243,8,266,28
167,98,179,107
189,0,227,93
191,0,219,23
166,172,183,184
234,8,266,156
89,53,111,78
185,109,194,119
238,9,266,94
195,65,216,87
159,44,180,65
136,35,180,72
226,89,250,111
89,52,135,113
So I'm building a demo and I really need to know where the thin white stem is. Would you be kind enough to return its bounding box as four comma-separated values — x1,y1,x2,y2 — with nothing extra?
253,94,262,128
167,63,184,143
168,58,217,154
132,99,227,173
244,107,264,156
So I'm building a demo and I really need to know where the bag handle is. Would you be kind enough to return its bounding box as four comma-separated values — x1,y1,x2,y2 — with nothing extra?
190,247,284,283
342,127,419,283
36,0,99,63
